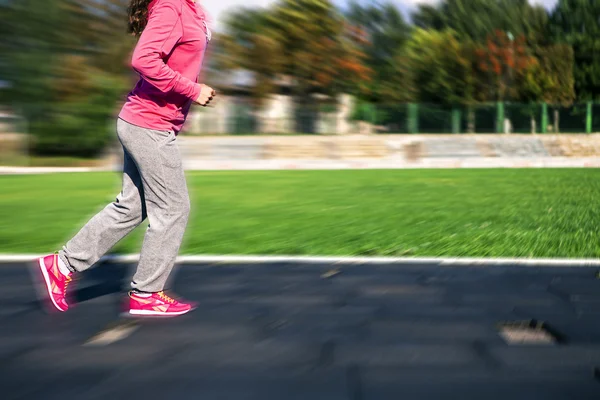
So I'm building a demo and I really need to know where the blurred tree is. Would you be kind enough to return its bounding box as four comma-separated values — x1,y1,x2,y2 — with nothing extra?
475,30,537,102
214,8,285,106
218,0,371,115
411,0,549,45
412,4,445,31
0,0,129,156
338,22,373,96
405,29,478,131
345,2,411,102
550,0,600,100
527,45,575,107
71,0,136,76
523,5,552,46
269,0,373,132
406,29,474,106
268,0,370,97
518,44,575,132
0,0,63,112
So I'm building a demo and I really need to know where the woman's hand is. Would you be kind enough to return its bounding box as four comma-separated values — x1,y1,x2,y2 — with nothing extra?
195,84,216,107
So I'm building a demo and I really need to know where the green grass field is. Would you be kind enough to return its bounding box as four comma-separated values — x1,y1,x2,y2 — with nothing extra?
1,169,600,258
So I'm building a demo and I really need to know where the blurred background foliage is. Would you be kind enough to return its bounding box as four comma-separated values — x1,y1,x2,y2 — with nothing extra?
0,0,133,157
0,0,599,156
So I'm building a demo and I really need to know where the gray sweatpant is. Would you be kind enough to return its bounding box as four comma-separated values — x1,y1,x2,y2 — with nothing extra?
59,118,190,292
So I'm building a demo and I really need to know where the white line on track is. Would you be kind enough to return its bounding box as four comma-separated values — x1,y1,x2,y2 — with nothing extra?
2,254,599,267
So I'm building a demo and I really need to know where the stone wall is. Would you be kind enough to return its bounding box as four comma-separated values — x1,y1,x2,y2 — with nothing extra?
177,134,600,170
5,133,600,170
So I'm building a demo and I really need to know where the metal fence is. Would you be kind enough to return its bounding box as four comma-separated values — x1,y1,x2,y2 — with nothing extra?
3,102,599,137
188,101,599,135
355,102,595,135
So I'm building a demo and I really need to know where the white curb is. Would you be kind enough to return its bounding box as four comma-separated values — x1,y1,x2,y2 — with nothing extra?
0,166,114,175
1,254,599,267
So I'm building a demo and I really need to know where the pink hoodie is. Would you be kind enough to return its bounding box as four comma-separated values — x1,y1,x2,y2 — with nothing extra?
119,0,209,133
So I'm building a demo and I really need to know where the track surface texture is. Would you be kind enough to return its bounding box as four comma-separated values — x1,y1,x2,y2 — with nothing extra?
1,261,600,399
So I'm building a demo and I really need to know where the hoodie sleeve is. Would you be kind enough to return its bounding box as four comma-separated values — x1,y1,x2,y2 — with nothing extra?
130,0,201,101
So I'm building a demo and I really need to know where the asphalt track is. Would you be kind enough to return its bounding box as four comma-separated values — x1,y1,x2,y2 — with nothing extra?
1,260,600,399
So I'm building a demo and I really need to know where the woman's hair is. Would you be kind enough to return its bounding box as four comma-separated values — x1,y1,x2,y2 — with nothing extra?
127,0,153,36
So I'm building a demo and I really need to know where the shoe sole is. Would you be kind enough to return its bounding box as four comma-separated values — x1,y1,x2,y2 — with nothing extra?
126,308,192,317
35,257,67,312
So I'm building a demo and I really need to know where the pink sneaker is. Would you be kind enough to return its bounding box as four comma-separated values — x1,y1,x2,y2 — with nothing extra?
126,291,194,317
35,253,72,312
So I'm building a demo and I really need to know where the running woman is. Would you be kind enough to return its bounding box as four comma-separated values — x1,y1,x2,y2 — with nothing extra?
35,0,214,317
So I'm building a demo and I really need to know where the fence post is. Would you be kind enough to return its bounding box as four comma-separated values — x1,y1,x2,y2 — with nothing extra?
230,103,236,134
407,103,419,133
586,101,593,134
452,107,461,134
369,103,377,125
541,103,548,134
496,102,504,133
